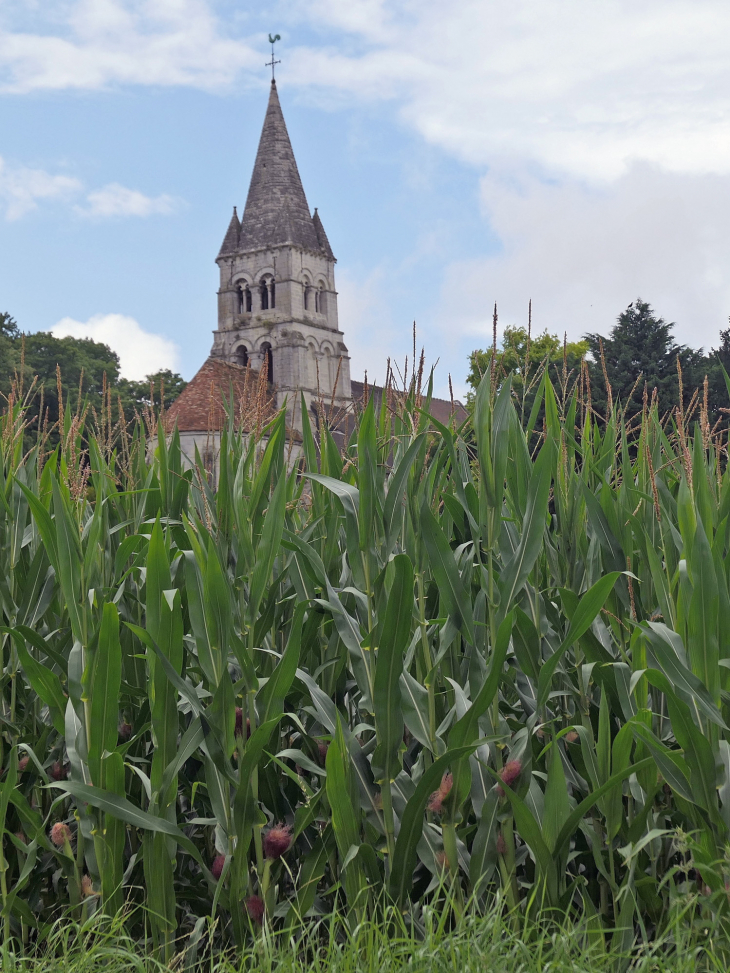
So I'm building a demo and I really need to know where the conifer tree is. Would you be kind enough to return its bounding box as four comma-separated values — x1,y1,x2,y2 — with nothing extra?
584,299,705,418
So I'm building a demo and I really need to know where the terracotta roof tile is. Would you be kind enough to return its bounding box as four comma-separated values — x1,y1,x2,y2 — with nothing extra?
349,380,468,427
165,358,277,433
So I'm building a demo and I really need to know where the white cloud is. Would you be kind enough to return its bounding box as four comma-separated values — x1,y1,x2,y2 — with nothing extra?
0,0,258,93
0,156,182,221
437,163,730,355
6,0,730,389
79,183,182,218
289,0,730,181
336,266,393,387
50,313,181,380
4,2,730,181
0,155,81,219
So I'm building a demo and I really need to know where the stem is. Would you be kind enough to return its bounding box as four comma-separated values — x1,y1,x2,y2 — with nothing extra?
362,552,376,702
380,777,396,868
442,820,463,917
502,815,519,912
417,573,436,747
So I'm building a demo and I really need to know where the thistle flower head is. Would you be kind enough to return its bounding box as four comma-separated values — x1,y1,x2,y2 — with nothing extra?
263,822,292,859
50,822,72,848
245,895,265,925
565,730,579,744
50,761,67,781
496,833,507,855
18,755,29,773
427,771,453,814
496,759,522,797
211,854,226,880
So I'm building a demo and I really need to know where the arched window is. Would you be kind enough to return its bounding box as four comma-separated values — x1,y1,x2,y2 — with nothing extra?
303,279,311,311
237,284,252,313
318,286,326,316
236,345,249,368
260,281,269,311
270,280,276,309
314,289,319,313
261,342,274,384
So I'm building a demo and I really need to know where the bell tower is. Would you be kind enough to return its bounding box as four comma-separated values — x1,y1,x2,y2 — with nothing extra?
211,80,351,429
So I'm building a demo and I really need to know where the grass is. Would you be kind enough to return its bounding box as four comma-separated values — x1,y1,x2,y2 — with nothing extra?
3,349,730,962
2,900,729,973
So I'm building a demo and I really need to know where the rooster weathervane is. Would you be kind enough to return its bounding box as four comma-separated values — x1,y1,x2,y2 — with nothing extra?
266,34,281,81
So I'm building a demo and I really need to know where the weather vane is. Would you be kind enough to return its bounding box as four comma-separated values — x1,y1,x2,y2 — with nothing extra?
266,33,281,81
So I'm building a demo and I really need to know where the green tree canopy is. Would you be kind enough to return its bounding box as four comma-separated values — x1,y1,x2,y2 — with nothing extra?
467,325,589,420
0,313,186,444
584,299,706,419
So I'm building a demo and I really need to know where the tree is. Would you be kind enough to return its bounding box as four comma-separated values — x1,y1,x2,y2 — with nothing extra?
467,325,589,421
0,312,19,338
584,299,705,419
0,316,186,446
116,369,188,416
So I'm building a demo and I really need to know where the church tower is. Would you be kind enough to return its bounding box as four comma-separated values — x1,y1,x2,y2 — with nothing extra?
210,80,351,429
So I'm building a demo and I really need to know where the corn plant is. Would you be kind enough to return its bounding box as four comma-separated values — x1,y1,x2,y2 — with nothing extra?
1,364,730,960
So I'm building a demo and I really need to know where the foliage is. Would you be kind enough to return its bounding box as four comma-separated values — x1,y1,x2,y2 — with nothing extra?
4,900,729,973
0,315,186,446
1,363,730,963
0,312,19,339
467,325,588,395
584,299,708,420
469,300,730,432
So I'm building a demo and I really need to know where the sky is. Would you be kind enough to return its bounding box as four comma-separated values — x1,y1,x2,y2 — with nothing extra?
2,1,730,399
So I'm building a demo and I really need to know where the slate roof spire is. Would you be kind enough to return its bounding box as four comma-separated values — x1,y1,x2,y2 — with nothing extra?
235,80,333,258
217,206,240,258
312,207,334,261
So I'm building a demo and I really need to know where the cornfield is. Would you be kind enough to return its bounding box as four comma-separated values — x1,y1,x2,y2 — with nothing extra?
1,362,730,961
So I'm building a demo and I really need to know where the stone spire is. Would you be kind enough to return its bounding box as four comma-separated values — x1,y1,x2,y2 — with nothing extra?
217,206,240,257
312,207,335,261
238,80,323,254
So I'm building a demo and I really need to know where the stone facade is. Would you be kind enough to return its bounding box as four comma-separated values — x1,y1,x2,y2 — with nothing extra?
210,80,351,432
167,78,466,472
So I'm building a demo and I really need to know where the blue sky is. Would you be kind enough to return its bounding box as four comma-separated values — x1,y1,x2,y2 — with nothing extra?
2,1,730,400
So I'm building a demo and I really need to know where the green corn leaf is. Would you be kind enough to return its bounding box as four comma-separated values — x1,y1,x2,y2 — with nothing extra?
400,670,433,750
542,740,570,853
372,554,414,782
88,602,122,787
537,572,622,711
642,623,726,729
498,440,554,618
687,516,720,704
248,469,287,624
553,755,656,861
50,781,207,869
357,397,378,552
50,474,84,645
204,538,232,673
420,499,475,644
257,602,305,724
383,434,425,553
8,628,67,735
389,745,480,906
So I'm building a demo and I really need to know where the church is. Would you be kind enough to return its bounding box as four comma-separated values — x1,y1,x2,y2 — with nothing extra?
166,78,464,468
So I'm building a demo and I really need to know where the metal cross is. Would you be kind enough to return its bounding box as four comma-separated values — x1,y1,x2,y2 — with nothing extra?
266,33,281,81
